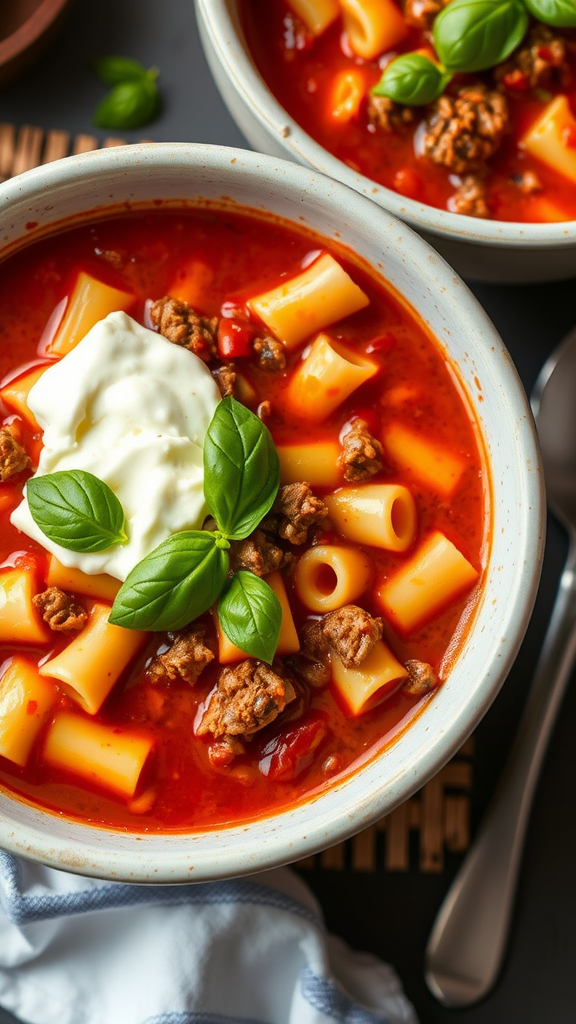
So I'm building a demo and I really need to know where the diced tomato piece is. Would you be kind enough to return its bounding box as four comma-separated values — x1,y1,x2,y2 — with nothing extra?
562,124,576,149
537,47,553,60
258,713,329,782
502,70,529,91
366,331,395,356
217,318,255,359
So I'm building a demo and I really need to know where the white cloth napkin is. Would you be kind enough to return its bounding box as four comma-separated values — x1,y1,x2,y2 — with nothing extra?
0,852,419,1024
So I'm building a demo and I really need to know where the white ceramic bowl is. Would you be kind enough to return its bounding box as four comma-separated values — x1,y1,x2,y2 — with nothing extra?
194,0,576,285
0,143,544,881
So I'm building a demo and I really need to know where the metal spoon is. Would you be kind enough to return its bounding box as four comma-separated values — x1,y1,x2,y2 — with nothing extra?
424,325,576,1008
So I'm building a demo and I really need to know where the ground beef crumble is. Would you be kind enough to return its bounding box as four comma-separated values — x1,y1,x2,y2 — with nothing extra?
149,295,218,362
148,623,215,686
367,94,417,134
212,363,237,397
229,528,284,577
449,174,490,218
403,659,438,695
403,0,450,30
197,658,297,740
32,587,87,632
0,426,30,482
321,605,383,669
265,482,329,545
423,85,509,174
495,23,571,91
287,620,331,688
253,335,287,371
339,419,384,482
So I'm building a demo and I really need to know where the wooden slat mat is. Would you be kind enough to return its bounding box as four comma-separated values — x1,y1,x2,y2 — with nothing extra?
0,122,474,873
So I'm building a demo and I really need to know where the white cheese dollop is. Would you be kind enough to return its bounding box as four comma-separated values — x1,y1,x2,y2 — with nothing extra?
11,311,221,580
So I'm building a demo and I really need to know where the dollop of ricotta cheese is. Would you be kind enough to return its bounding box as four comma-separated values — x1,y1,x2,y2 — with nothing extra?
11,311,221,580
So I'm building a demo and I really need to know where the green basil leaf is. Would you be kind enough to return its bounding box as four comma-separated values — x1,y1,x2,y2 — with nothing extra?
373,54,452,106
523,0,576,27
434,0,529,72
93,75,160,130
92,56,150,85
109,531,229,631
204,397,280,541
26,470,127,553
218,571,282,665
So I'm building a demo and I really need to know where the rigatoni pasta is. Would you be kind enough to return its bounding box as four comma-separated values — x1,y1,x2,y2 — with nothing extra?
43,712,153,798
324,484,416,552
284,333,377,420
294,545,374,611
0,658,56,766
287,0,339,35
339,0,408,59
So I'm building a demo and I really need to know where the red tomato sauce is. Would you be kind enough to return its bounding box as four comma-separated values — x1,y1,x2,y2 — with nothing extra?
239,0,576,223
0,207,488,832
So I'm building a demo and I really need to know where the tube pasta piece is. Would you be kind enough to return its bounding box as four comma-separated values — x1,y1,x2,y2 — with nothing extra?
0,569,48,644
287,0,339,35
328,69,367,123
284,334,378,421
48,271,135,356
383,422,467,497
378,530,479,634
39,602,147,714
278,440,341,487
332,639,408,716
0,365,46,430
43,712,153,798
247,254,369,350
46,555,121,602
324,484,416,552
294,544,373,612
0,658,56,767
521,96,576,186
340,0,408,60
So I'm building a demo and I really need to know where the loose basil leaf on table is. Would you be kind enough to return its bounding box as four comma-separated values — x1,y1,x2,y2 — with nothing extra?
93,73,160,130
92,55,152,86
203,397,280,541
434,0,529,72
26,470,127,553
523,0,576,26
373,53,453,106
109,530,229,631
218,571,282,665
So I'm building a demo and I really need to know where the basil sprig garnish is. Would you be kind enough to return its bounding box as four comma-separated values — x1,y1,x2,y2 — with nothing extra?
27,470,127,553
218,572,282,665
109,398,282,663
92,55,160,130
373,0,573,107
373,54,453,107
204,397,280,540
523,0,576,26
434,0,529,73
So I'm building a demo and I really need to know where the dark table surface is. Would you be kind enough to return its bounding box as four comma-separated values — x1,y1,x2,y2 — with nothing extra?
0,3,575,1023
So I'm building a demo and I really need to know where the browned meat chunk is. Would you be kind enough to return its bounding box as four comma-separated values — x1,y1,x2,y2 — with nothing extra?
212,363,237,398
229,528,284,577
32,587,87,632
253,335,287,371
339,419,384,482
511,170,542,194
288,620,331,688
270,482,329,545
403,0,450,30
321,605,383,668
450,174,489,218
149,295,218,362
367,94,416,134
148,624,215,686
0,426,29,482
424,85,509,174
197,658,297,739
403,659,438,695
496,24,570,91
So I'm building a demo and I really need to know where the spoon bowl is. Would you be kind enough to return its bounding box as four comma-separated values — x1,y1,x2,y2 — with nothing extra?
424,325,576,1007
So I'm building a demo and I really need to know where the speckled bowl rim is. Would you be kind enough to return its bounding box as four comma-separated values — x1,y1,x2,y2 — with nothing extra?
0,142,545,882
195,0,576,251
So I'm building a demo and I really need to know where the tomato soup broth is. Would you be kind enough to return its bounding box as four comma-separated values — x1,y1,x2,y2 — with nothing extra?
0,207,487,831
239,0,576,223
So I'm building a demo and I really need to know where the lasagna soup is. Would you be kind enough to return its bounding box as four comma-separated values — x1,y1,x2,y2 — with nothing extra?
0,206,488,831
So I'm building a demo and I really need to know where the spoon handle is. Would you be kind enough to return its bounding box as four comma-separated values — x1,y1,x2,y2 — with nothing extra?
424,540,576,1008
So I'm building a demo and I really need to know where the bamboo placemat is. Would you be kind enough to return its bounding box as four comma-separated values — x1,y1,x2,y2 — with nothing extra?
0,122,474,873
